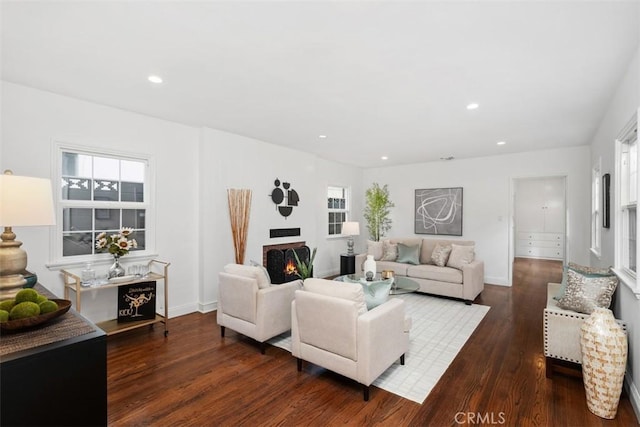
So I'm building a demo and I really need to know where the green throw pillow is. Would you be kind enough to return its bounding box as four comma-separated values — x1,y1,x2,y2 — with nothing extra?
397,243,420,265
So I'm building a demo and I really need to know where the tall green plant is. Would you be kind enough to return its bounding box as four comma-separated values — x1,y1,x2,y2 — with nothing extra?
293,247,317,280
364,183,394,241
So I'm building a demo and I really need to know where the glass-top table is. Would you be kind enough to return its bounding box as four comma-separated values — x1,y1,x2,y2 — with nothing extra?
334,274,420,295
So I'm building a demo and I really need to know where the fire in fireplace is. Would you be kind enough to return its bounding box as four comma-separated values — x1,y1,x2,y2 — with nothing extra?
265,244,310,284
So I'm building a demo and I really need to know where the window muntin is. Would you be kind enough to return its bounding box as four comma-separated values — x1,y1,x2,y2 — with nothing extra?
591,161,601,254
328,186,349,236
617,118,638,276
59,149,148,258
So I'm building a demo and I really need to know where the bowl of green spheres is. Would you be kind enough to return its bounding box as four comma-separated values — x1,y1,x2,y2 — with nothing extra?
0,289,71,333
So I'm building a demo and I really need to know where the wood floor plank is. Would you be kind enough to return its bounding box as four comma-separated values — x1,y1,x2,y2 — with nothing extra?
107,258,638,426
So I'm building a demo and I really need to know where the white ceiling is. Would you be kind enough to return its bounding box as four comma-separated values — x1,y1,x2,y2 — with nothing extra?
2,1,638,168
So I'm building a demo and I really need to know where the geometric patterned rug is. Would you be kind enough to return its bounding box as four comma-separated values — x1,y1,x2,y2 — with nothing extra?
268,292,490,404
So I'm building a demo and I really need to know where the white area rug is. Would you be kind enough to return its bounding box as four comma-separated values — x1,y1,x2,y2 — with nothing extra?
268,293,490,404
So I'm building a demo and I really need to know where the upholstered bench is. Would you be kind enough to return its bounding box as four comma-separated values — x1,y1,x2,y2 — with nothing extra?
544,282,626,378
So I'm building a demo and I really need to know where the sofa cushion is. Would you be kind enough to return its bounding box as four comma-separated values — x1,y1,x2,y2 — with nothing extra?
380,240,398,261
367,240,384,260
556,269,618,314
447,244,475,270
431,243,452,267
407,264,463,284
224,263,270,289
554,262,613,300
397,242,421,265
303,278,367,315
375,261,410,276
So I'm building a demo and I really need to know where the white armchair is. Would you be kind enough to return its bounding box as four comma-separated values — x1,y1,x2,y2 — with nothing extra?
291,278,409,401
217,264,301,354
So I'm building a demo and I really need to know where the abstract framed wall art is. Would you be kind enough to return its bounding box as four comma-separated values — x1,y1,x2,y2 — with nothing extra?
414,187,463,236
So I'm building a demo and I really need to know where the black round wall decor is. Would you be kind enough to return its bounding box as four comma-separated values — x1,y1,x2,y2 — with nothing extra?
270,178,300,218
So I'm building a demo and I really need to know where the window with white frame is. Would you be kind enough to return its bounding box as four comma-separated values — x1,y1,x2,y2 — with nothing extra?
327,185,349,236
56,146,152,261
591,159,601,255
617,117,638,276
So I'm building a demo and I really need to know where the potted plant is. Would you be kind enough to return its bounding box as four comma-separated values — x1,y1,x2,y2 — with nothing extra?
364,183,394,241
293,247,317,280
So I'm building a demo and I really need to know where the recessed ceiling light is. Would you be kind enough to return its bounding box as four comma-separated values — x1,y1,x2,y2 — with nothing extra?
148,75,163,84
497,141,507,146
440,156,455,161
318,135,327,139
466,103,479,110
381,156,388,160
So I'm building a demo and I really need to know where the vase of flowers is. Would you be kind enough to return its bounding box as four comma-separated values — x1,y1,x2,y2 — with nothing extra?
95,227,137,278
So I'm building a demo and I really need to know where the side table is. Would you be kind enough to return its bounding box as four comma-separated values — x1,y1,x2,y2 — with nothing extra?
340,254,356,275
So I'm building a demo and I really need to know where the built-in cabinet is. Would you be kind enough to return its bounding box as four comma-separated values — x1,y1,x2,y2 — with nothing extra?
515,177,566,260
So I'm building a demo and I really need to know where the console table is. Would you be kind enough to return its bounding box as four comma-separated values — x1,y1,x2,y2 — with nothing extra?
0,285,107,426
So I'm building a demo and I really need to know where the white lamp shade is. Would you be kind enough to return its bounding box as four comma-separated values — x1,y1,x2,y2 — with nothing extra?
342,221,360,236
0,173,56,226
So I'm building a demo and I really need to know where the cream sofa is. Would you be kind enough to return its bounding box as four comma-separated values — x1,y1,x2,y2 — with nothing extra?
292,278,409,401
355,238,484,305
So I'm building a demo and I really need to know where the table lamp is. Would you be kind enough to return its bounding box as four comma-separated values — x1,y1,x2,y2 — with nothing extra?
0,170,56,298
342,221,360,256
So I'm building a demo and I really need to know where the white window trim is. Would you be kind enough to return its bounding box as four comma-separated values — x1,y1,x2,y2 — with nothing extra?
327,184,351,239
591,157,602,258
46,141,157,270
614,112,639,297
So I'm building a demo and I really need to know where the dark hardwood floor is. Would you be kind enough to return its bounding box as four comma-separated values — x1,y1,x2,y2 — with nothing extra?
107,258,639,426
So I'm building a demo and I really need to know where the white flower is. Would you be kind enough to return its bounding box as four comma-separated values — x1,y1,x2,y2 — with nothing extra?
120,227,134,237
96,232,106,240
117,236,132,251
96,238,107,249
131,239,138,248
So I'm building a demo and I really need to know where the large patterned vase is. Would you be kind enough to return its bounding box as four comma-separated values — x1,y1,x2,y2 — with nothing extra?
580,307,627,419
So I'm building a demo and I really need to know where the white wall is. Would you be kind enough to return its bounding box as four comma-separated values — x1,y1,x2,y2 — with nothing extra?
362,146,591,285
1,81,364,321
197,128,363,311
1,81,201,321
590,46,640,417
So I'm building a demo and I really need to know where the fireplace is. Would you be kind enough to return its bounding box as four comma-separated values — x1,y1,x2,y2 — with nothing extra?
263,242,310,284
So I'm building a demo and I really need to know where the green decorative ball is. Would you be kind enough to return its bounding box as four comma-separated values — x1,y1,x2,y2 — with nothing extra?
10,301,41,320
39,300,58,314
0,310,9,323
0,299,16,312
36,295,48,304
15,289,39,304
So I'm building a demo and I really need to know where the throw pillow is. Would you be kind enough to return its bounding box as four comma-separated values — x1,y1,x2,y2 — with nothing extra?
223,264,271,289
556,269,619,314
431,243,452,267
397,243,421,265
553,263,613,301
447,244,475,270
303,278,367,315
380,240,398,261
367,240,384,261
249,260,272,285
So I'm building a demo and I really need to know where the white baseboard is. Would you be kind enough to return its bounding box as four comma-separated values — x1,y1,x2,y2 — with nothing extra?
625,372,640,423
168,302,199,319
198,300,217,313
484,276,509,286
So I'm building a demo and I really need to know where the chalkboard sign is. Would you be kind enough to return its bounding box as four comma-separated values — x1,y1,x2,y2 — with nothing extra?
117,281,156,323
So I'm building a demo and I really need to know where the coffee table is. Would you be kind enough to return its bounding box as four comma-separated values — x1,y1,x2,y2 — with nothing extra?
334,274,420,295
